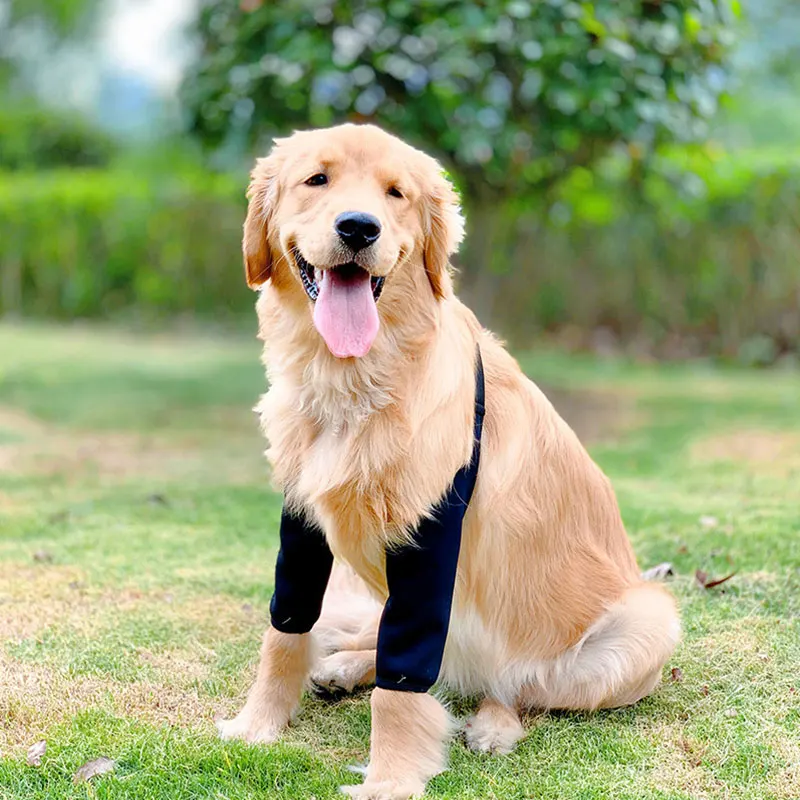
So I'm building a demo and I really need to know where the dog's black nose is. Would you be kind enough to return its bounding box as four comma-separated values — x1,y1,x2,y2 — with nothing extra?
334,211,381,252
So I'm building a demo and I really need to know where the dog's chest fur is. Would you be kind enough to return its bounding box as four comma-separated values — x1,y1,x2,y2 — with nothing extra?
257,355,473,599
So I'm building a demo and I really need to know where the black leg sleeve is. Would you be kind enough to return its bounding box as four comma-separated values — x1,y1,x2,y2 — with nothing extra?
376,348,485,692
375,498,468,693
269,506,334,635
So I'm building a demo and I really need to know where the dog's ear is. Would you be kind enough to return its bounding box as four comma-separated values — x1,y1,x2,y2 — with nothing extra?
243,152,283,289
422,166,465,300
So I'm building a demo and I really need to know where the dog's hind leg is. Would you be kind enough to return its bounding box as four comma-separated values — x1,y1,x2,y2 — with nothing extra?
312,563,381,656
464,697,525,754
311,564,382,693
519,583,680,712
309,563,381,694
310,648,377,695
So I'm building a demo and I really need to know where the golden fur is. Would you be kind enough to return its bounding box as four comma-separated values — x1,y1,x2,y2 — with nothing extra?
218,124,680,799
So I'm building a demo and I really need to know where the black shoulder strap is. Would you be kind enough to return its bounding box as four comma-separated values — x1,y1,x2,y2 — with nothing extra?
473,344,486,452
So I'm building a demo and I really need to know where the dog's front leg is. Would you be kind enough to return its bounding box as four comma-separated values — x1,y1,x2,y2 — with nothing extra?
342,364,483,798
219,506,332,743
217,626,312,743
342,687,452,800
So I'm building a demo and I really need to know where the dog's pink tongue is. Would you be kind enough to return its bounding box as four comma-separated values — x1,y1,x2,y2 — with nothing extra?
313,268,379,358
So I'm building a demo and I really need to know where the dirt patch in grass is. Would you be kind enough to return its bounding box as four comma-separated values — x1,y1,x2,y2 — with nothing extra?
648,724,729,800
0,654,233,755
0,490,32,515
2,563,262,652
0,564,208,644
0,428,262,485
0,564,264,754
4,432,184,479
2,560,261,654
648,615,800,799
691,429,800,475
539,386,640,444
769,738,800,800
0,407,47,438
649,717,800,800
137,647,212,684
0,564,95,641
0,400,265,485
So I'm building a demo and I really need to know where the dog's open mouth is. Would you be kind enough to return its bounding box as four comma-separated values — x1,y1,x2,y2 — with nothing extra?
295,251,385,303
294,250,385,359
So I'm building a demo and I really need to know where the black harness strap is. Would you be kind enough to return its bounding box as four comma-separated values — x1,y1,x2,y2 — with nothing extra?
270,346,486,693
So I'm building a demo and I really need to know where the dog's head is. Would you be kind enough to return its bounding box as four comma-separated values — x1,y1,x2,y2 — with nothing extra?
243,124,464,359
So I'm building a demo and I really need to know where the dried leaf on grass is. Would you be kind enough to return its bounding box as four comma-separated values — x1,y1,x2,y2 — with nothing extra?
679,737,706,768
72,757,115,784
695,569,737,590
670,667,684,682
27,740,46,766
642,562,674,581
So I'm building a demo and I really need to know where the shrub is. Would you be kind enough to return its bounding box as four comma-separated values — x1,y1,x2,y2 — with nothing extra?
0,151,797,362
182,0,738,304
0,169,249,319
488,149,800,358
0,104,118,170
182,0,735,202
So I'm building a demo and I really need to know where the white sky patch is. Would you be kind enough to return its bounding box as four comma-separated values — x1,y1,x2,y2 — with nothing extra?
101,0,197,91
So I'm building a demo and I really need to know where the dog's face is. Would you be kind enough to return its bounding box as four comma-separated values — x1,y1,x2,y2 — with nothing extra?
243,124,464,358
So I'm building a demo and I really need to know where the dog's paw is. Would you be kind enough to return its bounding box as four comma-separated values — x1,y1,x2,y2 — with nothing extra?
216,710,284,744
340,778,425,800
464,707,524,755
310,651,372,696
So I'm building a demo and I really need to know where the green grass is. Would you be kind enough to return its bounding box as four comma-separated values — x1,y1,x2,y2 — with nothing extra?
1,322,798,799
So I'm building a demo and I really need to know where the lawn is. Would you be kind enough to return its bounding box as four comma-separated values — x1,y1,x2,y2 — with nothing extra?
0,322,798,800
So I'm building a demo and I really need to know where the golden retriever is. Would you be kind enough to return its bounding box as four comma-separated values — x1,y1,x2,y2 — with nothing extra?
218,123,680,799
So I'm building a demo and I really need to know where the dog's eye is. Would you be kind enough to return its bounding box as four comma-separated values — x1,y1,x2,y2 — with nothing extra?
387,186,404,199
305,173,328,187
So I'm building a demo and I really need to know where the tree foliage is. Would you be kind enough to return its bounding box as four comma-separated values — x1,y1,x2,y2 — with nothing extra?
182,0,737,199
0,102,116,169
0,0,102,96
1,0,100,37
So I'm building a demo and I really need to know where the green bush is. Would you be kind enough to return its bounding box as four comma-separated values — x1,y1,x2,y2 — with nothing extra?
488,149,800,358
183,0,735,202
0,152,797,361
0,104,117,170
0,169,250,319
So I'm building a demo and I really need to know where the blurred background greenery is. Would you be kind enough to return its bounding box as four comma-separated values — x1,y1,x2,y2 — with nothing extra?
0,0,798,365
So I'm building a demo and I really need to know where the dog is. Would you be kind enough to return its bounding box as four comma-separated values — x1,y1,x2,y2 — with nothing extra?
218,123,680,799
